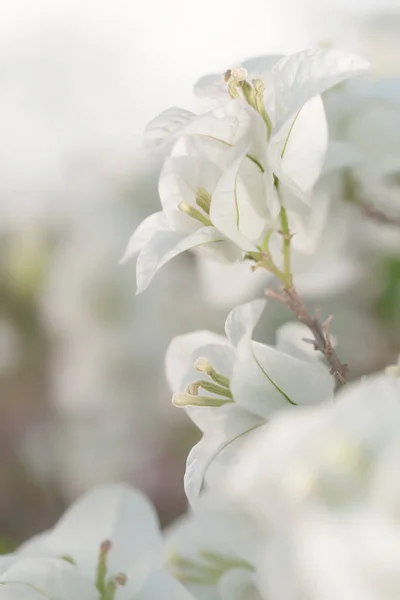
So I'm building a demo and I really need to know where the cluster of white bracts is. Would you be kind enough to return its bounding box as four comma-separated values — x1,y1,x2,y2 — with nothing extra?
2,48,400,600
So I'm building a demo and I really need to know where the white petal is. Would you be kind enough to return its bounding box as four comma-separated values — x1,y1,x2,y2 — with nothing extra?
144,107,196,149
0,556,17,576
224,299,266,354
197,258,270,310
287,191,331,254
209,149,264,251
0,558,97,600
119,212,168,264
272,49,369,128
218,568,260,600
136,227,226,294
278,96,328,192
231,341,334,419
165,331,230,394
242,54,283,77
136,569,195,600
159,156,222,215
184,406,264,504
165,502,262,566
193,73,226,101
184,100,254,148
47,484,162,592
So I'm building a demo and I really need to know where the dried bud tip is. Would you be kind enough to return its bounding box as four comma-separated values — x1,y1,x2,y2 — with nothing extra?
194,357,213,374
224,69,232,83
113,573,127,586
230,66,248,82
100,539,112,556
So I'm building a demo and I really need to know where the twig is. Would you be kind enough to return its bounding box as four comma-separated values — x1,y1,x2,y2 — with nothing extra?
267,285,348,386
361,203,400,228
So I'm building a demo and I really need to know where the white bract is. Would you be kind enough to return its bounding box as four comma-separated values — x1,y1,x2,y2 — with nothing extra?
223,372,400,600
121,49,368,293
226,372,400,518
196,197,361,309
0,484,194,600
165,498,265,600
165,299,334,504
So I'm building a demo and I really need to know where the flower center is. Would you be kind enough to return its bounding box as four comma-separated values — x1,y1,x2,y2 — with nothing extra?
178,187,213,227
172,357,233,407
95,540,127,600
224,67,272,137
168,549,253,585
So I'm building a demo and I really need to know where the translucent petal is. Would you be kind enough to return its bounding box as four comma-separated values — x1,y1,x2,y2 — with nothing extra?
144,107,196,149
184,407,264,504
272,49,369,129
136,227,226,294
224,299,266,354
119,212,168,264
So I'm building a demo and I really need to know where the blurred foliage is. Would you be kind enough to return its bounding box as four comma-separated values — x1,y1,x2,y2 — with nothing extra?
377,258,400,325
0,538,16,554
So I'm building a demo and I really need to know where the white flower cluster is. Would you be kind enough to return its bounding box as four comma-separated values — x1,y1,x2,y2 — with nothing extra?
3,47,400,600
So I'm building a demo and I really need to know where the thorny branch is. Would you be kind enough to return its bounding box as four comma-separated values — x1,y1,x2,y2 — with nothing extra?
267,286,348,387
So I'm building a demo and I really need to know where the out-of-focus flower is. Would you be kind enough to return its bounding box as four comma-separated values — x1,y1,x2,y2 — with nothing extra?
222,373,400,599
325,74,400,252
166,299,333,503
226,372,400,518
230,374,400,600
122,50,368,293
0,484,194,600
165,499,265,600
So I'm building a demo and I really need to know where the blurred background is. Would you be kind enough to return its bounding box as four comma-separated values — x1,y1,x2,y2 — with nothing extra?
0,0,399,546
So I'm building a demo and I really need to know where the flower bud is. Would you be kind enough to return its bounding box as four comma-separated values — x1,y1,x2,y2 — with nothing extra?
172,392,232,407
194,357,215,376
178,202,212,226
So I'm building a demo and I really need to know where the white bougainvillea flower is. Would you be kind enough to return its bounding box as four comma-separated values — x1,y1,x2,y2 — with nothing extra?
222,373,400,600
206,49,369,249
120,129,261,293
225,373,400,521
165,498,265,600
121,49,368,293
121,101,271,293
0,484,194,600
165,299,334,504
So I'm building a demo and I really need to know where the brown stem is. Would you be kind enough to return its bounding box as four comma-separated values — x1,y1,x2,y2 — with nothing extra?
361,203,400,228
268,286,348,387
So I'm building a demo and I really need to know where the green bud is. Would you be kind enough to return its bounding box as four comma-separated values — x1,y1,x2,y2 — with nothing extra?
172,392,233,408
252,78,272,138
228,80,240,98
186,380,233,399
96,540,111,595
59,554,76,566
178,202,212,227
240,80,256,108
225,66,248,99
195,187,212,214
194,357,230,388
